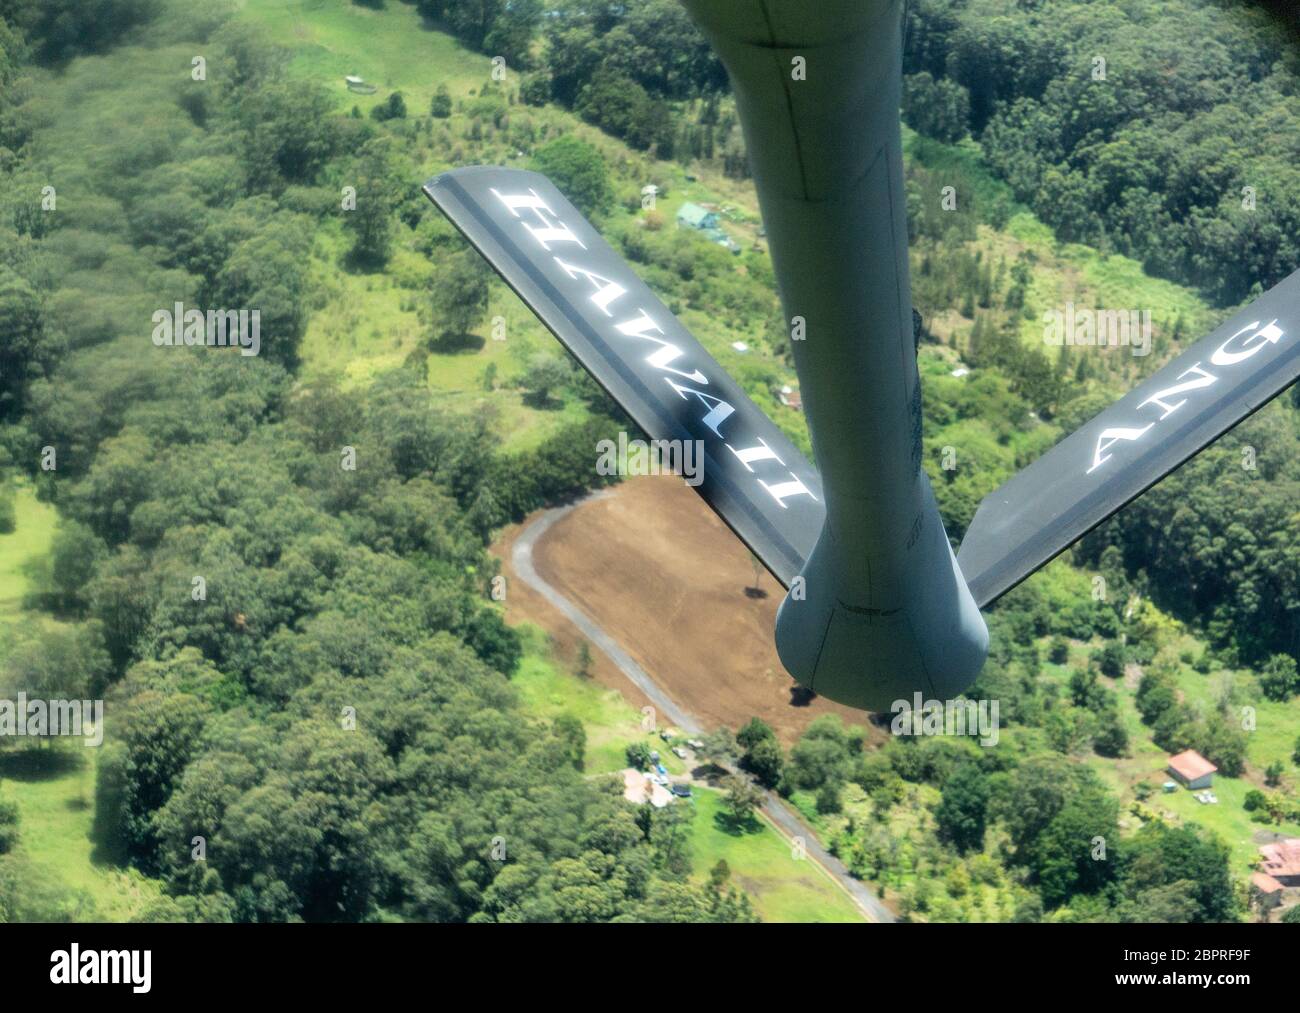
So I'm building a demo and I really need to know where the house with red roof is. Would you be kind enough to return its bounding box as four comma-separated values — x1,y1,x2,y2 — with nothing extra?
1250,871,1285,912
1259,838,1300,888
1166,749,1217,790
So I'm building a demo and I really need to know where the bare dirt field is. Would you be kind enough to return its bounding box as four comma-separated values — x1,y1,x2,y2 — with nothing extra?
493,475,879,747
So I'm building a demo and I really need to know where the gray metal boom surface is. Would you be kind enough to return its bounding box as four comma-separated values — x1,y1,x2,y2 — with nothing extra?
683,0,989,709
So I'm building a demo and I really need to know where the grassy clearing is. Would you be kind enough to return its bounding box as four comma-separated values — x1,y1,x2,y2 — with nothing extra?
904,129,1025,218
1156,775,1300,872
0,486,162,921
240,0,491,115
1077,733,1300,873
991,223,1210,360
900,127,1215,367
511,625,688,777
298,228,425,383
686,790,864,923
510,626,864,920
1,748,162,921
0,482,56,626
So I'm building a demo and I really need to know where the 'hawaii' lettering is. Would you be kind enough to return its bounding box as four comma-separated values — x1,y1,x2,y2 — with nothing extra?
490,187,817,509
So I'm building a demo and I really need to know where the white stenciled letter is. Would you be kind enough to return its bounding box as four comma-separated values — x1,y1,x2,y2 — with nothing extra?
554,258,626,316
616,309,707,383
758,474,818,508
1136,362,1217,420
490,188,586,251
1087,426,1153,474
726,437,784,472
1210,319,1284,367
664,380,734,437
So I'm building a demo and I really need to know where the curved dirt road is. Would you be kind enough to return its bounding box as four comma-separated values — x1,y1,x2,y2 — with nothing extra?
511,495,896,924
512,494,700,736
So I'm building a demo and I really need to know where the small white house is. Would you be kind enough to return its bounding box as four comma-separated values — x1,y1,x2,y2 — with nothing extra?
621,768,672,808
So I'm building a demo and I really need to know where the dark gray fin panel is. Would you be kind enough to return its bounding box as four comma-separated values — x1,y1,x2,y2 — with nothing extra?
958,269,1300,607
424,166,825,587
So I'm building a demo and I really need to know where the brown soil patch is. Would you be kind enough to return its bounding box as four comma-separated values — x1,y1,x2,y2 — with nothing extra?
493,475,878,747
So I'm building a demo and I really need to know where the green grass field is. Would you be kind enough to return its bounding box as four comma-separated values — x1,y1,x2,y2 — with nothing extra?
901,126,1215,366
0,483,163,921
0,483,56,627
687,790,864,923
240,0,491,116
511,626,865,921
1,748,162,921
511,625,688,776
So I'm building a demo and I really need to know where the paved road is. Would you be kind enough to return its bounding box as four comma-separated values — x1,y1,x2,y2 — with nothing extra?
510,495,896,924
512,495,700,737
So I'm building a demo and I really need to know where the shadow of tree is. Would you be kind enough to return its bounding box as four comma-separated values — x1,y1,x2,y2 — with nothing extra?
430,331,486,354
713,810,763,837
341,246,389,275
691,763,727,785
0,746,85,781
520,390,564,410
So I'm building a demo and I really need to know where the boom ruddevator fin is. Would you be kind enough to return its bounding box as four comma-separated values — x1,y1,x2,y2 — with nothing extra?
428,170,1300,633
958,268,1300,608
424,166,825,587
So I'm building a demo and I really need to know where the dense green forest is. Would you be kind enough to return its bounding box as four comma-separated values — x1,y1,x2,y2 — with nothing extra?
903,0,1300,308
0,0,745,923
419,0,1300,307
0,0,1297,923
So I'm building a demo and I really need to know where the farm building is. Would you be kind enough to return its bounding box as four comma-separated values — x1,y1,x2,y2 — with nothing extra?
676,202,720,231
676,202,740,252
1166,749,1216,790
1259,838,1300,887
1251,871,1285,912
